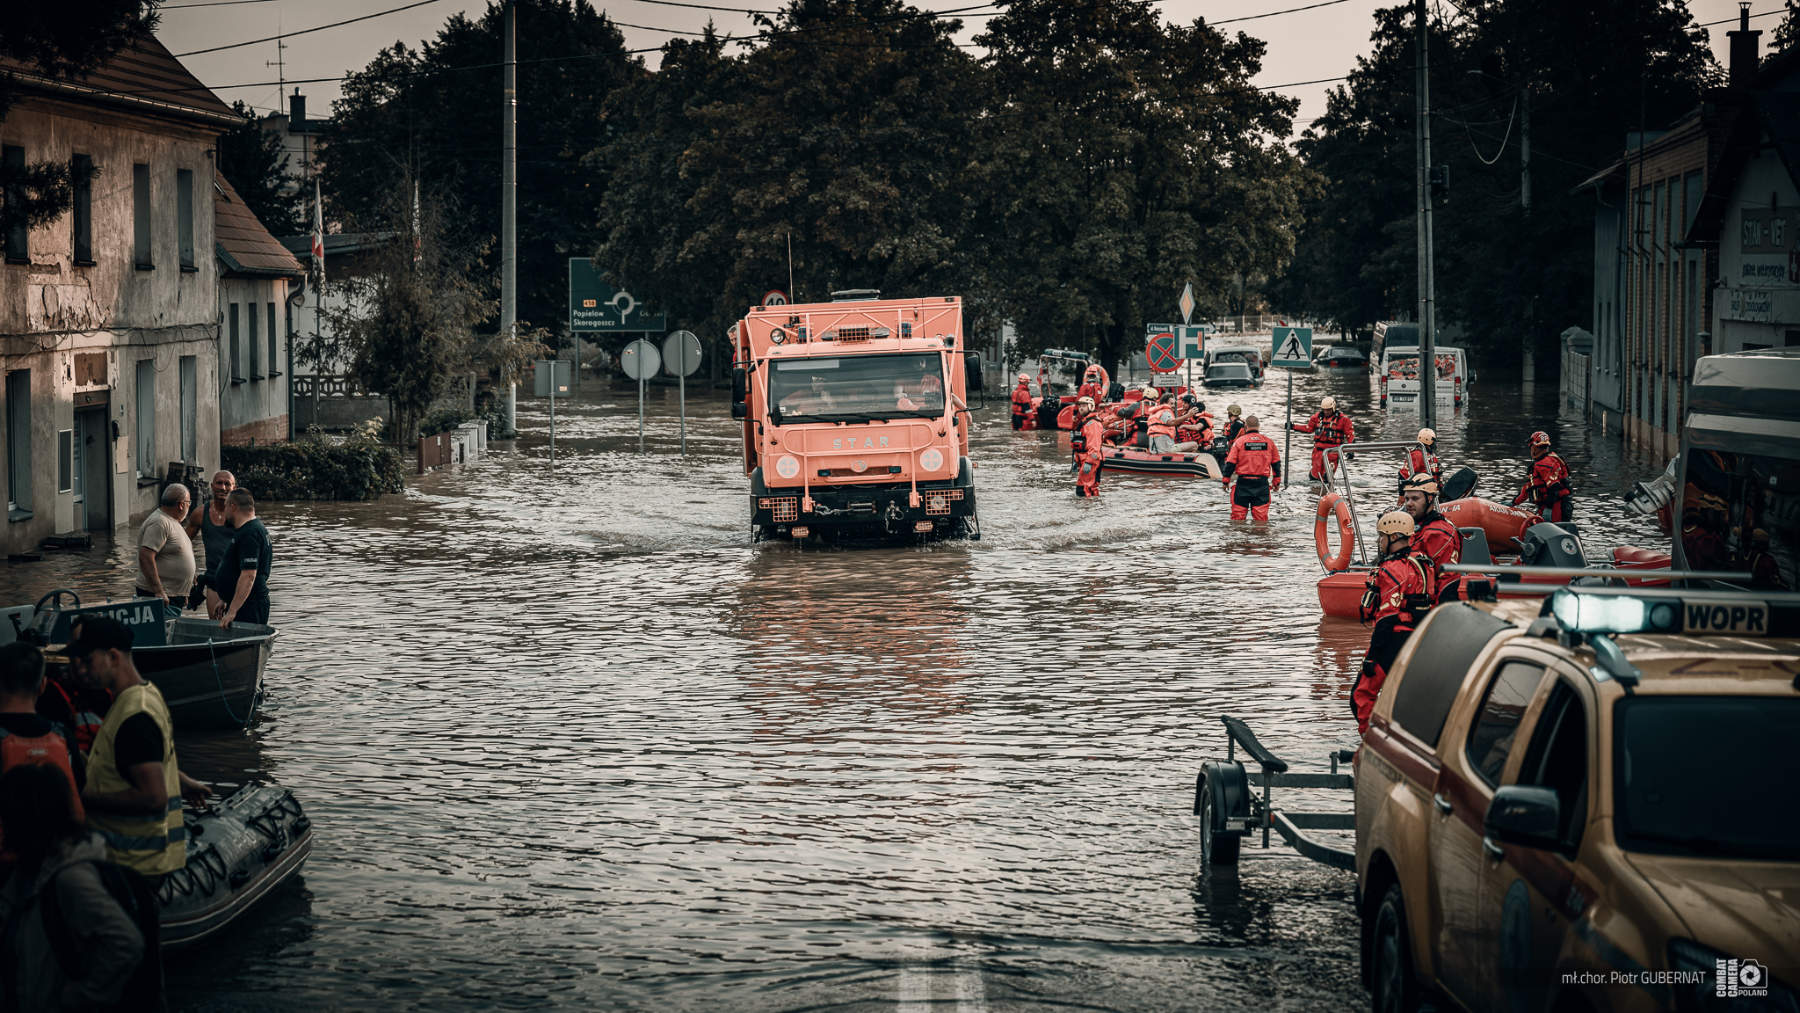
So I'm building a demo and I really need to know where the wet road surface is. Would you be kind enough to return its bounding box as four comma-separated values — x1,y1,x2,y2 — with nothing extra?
3,358,1668,1011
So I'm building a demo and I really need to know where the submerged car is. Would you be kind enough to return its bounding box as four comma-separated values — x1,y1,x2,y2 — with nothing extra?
1202,362,1258,389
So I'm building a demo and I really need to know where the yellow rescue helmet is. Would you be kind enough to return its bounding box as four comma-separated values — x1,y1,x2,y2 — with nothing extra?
1320,396,1338,411
1377,511,1416,537
1227,404,1242,417
1417,427,1436,445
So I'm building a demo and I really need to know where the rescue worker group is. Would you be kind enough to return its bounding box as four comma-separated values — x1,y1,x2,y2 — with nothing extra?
1011,368,1575,734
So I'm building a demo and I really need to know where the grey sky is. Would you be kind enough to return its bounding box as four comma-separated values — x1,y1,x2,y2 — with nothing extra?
157,0,1774,135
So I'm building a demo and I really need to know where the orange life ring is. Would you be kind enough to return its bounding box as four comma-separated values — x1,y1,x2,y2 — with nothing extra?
1314,493,1356,571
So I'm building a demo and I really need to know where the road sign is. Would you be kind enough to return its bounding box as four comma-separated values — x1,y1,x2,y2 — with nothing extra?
1179,282,1196,325
622,339,661,380
1177,325,1206,359
1146,331,1182,373
533,358,571,397
662,330,702,378
763,289,788,307
569,258,667,333
1271,326,1314,368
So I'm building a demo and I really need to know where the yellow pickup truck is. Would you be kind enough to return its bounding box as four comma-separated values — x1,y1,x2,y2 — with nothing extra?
1355,588,1800,1013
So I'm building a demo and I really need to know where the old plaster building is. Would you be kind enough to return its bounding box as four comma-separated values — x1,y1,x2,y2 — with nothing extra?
215,171,304,444
1,37,237,555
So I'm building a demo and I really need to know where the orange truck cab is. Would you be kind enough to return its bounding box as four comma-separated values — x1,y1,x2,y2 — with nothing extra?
730,289,982,541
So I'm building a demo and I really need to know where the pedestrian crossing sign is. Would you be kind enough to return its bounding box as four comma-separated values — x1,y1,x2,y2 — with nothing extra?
1271,326,1313,368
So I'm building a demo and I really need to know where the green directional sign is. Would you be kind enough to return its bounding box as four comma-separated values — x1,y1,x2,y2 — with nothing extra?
569,258,667,333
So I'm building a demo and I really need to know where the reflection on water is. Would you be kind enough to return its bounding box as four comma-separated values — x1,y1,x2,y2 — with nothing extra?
0,360,1667,1010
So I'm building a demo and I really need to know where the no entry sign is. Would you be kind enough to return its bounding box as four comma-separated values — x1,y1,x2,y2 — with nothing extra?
1146,331,1182,373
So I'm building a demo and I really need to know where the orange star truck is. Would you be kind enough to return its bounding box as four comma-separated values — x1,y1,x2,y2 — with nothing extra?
730,289,982,541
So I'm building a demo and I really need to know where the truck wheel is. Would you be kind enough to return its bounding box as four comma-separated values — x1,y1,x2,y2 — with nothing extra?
1197,774,1241,866
1370,883,1420,1013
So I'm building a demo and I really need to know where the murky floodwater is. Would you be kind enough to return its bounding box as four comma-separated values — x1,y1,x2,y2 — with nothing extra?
3,355,1669,1011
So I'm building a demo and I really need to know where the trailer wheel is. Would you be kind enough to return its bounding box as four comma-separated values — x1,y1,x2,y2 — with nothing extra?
1195,764,1243,866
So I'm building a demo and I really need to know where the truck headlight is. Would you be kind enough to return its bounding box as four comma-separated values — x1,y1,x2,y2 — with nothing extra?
775,455,800,479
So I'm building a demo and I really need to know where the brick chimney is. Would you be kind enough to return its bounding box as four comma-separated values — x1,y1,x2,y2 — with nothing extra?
1729,2,1761,91
290,88,306,130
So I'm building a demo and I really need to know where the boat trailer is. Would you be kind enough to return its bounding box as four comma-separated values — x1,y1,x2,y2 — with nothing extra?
1193,715,1357,869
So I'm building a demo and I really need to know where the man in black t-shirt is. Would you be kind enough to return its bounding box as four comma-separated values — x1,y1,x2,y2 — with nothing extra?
207,488,273,628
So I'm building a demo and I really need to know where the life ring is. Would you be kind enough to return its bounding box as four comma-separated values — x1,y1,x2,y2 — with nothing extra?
1314,493,1356,571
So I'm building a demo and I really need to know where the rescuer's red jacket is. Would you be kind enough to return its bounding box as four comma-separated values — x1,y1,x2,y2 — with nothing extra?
1223,430,1281,480
1293,410,1355,448
1411,512,1462,573
1514,452,1572,509
1010,383,1033,413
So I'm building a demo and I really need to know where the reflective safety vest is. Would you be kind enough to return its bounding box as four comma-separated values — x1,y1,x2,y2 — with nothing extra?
86,682,185,875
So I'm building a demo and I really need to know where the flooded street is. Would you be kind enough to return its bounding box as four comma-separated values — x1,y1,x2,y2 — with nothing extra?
4,362,1668,1011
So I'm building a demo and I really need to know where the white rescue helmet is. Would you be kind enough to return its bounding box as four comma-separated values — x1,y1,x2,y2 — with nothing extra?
1417,427,1436,446
1320,396,1338,412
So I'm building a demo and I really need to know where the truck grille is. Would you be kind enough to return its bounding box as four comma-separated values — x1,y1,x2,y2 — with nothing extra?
759,496,799,522
924,488,964,516
836,326,873,341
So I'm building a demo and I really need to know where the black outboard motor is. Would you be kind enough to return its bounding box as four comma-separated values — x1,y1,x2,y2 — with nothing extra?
1519,523,1586,569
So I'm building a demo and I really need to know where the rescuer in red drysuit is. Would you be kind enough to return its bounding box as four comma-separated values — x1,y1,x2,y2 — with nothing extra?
1072,397,1107,498
1010,373,1033,430
1221,414,1281,522
1290,396,1355,481
1352,512,1437,734
1512,430,1573,522
1401,474,1462,600
1397,427,1442,497
1077,365,1107,404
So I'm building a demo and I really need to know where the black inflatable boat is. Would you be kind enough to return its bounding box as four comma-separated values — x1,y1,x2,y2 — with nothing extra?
159,784,312,948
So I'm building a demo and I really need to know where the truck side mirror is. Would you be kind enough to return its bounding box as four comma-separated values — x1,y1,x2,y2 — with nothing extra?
731,366,748,420
964,353,983,393
1484,785,1561,851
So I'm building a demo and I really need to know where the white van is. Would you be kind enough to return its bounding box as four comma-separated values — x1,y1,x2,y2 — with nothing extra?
1379,345,1468,408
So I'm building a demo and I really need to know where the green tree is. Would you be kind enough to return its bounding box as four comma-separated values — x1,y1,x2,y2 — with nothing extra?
217,101,303,237
323,0,643,344
1776,1,1800,52
968,0,1306,373
1273,1,1716,361
322,180,500,446
0,2,157,233
594,0,986,360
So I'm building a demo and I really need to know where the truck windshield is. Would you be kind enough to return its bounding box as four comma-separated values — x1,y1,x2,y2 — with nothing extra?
1614,696,1800,860
769,353,945,423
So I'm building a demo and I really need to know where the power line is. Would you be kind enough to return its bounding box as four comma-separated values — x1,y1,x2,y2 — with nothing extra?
173,0,450,57
1258,75,1348,90
1698,7,1783,28
161,0,281,8
1215,0,1353,26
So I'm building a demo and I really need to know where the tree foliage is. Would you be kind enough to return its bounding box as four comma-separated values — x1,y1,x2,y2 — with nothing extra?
218,101,304,237
321,180,499,446
968,0,1306,371
1271,0,1717,359
321,0,643,343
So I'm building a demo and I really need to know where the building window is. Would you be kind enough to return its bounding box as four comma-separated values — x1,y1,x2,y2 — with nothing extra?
248,299,261,378
57,430,73,493
229,303,243,382
180,356,197,462
3,145,26,262
267,302,280,376
71,154,94,264
5,369,31,519
133,163,152,269
135,358,156,479
176,168,195,271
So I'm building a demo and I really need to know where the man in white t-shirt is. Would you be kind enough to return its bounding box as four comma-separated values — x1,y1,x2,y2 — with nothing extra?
135,484,195,618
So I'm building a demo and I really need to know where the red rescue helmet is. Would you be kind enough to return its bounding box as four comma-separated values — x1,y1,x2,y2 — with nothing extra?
1017,372,1030,383
1529,430,1552,458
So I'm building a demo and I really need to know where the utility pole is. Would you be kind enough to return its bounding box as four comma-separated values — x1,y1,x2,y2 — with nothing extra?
1414,0,1437,428
501,0,518,435
1521,83,1535,380
266,34,287,115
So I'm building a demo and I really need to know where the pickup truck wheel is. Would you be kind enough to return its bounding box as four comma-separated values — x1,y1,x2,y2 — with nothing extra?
1198,778,1241,866
1371,883,1419,1013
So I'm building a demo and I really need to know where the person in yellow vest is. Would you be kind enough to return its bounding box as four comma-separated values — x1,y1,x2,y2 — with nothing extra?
63,616,210,878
